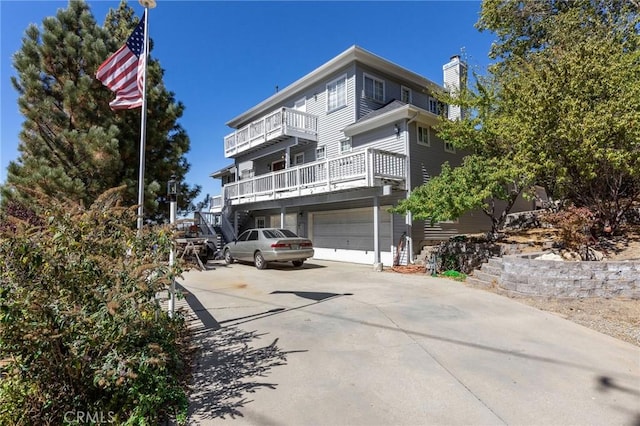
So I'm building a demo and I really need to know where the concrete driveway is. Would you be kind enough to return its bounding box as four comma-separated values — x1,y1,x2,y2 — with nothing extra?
176,260,640,426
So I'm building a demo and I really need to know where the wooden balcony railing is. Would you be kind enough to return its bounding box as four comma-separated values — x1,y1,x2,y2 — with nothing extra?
223,148,405,204
224,107,318,157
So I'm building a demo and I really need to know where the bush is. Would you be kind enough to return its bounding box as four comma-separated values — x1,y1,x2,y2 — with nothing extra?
0,188,190,425
540,206,595,253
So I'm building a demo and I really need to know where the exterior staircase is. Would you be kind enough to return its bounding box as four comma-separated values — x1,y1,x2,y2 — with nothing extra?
466,257,504,288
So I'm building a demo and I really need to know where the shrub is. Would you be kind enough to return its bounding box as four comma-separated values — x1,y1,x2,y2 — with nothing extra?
540,206,595,253
0,187,190,425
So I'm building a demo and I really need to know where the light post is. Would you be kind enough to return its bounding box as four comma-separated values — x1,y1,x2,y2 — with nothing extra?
167,174,178,317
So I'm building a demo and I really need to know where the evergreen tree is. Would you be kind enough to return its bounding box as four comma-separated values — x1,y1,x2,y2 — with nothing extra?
3,0,199,223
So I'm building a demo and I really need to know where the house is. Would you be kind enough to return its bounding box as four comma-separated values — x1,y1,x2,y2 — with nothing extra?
204,46,526,267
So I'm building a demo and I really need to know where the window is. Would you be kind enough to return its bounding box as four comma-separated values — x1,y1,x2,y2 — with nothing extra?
417,126,431,146
401,86,412,103
263,229,298,239
256,217,266,228
237,230,250,241
428,97,439,114
327,74,347,112
340,138,352,154
316,145,326,160
364,73,384,102
294,153,304,165
247,230,259,241
444,141,456,153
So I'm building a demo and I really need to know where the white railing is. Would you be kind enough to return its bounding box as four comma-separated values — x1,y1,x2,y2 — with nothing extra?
209,195,223,210
223,148,405,203
225,107,318,157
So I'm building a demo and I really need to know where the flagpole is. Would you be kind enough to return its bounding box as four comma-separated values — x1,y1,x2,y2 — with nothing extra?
137,0,157,232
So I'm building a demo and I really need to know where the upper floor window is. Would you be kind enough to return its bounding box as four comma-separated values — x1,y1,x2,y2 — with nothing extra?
316,145,326,160
428,97,439,114
417,126,431,146
401,86,412,103
364,73,384,103
327,74,347,112
340,138,352,154
444,141,456,153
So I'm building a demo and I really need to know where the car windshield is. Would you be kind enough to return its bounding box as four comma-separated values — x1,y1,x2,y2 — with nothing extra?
262,229,298,239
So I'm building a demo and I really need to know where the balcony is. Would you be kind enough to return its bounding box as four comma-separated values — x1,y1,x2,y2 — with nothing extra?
223,148,406,205
209,195,223,213
224,107,318,158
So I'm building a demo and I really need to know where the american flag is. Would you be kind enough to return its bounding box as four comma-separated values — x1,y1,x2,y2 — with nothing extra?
96,12,146,110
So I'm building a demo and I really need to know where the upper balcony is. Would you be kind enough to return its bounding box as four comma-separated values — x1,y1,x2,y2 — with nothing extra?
223,148,406,206
224,107,318,158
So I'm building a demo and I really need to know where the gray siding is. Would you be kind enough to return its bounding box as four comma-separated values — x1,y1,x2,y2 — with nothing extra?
351,126,405,154
406,121,486,245
314,66,357,159
408,121,465,190
355,63,438,120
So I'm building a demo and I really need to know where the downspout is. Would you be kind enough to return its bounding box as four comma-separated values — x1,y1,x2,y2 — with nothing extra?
404,111,419,263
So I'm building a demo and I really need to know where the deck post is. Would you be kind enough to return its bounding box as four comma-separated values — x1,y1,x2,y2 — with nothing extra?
373,195,382,271
280,206,286,228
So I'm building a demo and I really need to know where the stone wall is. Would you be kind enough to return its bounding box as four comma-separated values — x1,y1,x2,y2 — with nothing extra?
499,253,639,298
431,238,502,274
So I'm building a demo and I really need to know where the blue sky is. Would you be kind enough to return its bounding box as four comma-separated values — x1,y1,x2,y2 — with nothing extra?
1,0,495,202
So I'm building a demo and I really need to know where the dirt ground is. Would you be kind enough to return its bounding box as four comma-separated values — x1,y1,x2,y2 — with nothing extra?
495,226,639,347
391,225,640,347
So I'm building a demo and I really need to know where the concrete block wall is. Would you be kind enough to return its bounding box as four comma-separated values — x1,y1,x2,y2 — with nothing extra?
499,253,640,298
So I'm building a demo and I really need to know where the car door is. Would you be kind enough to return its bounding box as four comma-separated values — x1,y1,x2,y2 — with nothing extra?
233,230,251,261
245,230,260,260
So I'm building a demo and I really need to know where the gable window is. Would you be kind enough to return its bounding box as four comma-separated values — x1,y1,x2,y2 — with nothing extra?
417,126,431,146
401,86,412,103
327,74,347,112
364,73,384,103
340,138,352,154
316,145,326,160
444,141,456,153
428,97,439,114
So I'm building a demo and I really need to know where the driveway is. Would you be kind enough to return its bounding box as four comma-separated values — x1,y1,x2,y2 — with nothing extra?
176,260,640,425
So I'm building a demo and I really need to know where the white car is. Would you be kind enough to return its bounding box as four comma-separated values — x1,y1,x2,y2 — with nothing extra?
222,228,314,269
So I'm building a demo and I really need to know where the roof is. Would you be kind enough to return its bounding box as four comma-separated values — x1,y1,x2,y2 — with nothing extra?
226,45,443,129
353,99,408,124
209,164,236,178
342,101,439,137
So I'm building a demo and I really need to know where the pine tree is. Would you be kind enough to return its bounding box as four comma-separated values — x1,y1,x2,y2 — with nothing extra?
3,0,199,223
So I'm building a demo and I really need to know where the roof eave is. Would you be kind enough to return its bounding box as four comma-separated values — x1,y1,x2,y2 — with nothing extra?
226,46,443,129
343,105,440,137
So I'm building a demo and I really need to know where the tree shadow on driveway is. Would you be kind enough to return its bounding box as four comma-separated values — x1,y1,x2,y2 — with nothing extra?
187,327,306,423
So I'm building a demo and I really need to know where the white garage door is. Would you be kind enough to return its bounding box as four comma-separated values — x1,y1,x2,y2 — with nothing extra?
311,207,391,250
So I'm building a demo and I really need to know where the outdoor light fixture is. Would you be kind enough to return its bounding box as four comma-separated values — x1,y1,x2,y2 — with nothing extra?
167,174,178,201
394,124,401,136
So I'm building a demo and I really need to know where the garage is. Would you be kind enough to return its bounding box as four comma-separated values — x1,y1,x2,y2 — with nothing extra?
310,207,392,255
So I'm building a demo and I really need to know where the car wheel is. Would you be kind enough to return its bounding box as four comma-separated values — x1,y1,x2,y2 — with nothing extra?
254,251,267,270
224,249,234,264
292,260,304,267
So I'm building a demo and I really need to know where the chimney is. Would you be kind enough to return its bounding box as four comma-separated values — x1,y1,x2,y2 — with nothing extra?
442,54,467,120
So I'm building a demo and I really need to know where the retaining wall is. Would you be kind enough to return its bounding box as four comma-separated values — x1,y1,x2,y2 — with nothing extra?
500,253,640,298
